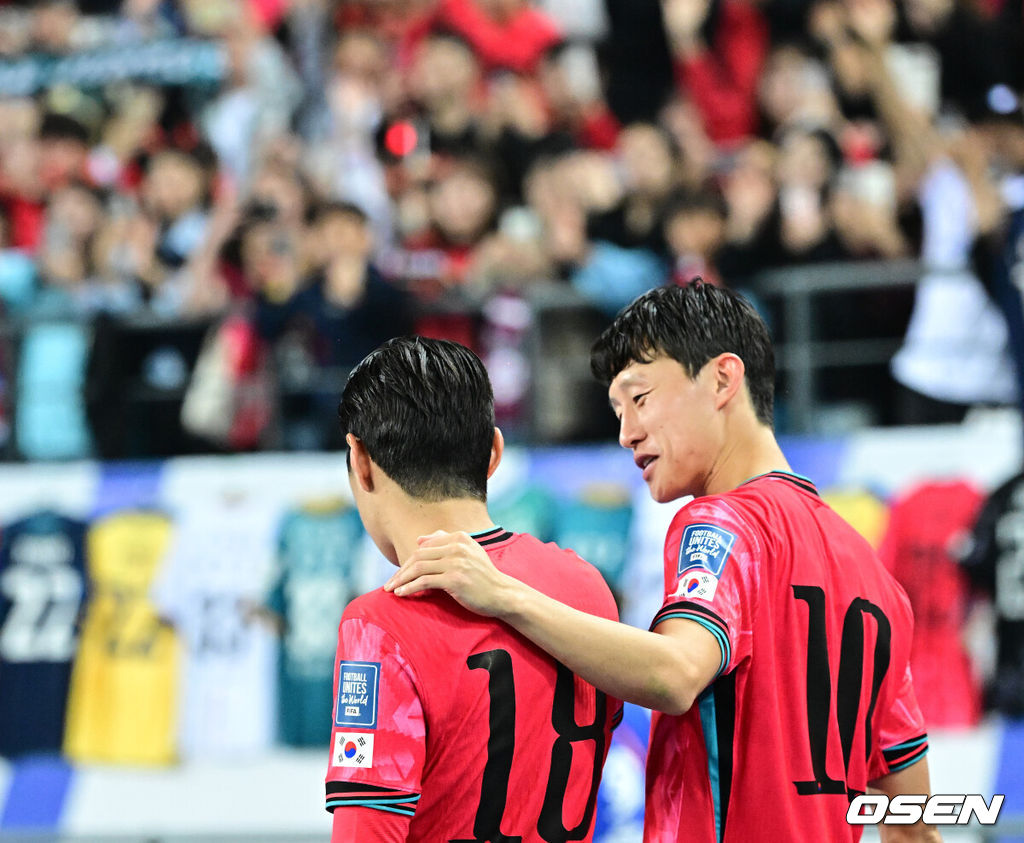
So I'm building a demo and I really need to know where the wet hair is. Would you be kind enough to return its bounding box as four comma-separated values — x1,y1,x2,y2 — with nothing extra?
338,336,495,501
590,281,776,427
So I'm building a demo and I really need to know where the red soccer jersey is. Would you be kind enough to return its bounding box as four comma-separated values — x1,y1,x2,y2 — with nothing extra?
878,480,984,728
645,472,927,843
325,527,622,841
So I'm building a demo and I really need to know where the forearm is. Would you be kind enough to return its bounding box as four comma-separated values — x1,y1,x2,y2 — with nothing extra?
332,805,410,842
497,577,704,714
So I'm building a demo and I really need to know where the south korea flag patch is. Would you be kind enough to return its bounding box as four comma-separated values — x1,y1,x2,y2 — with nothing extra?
334,732,375,768
673,569,719,601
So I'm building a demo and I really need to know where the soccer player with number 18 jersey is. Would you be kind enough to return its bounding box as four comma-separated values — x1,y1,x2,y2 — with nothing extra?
327,337,621,841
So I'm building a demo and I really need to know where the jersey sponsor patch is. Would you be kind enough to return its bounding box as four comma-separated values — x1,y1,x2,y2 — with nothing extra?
672,569,720,601
677,523,736,578
335,661,380,729
333,732,375,768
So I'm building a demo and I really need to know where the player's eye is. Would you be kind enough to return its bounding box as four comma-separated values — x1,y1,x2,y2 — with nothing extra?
632,391,649,406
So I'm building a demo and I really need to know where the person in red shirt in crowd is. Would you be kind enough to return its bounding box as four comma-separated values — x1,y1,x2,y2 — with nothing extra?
403,0,562,74
1,113,93,252
662,0,768,147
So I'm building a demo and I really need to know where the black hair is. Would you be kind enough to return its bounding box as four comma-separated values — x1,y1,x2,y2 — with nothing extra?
338,336,496,501
590,281,776,427
39,113,90,145
663,187,728,223
310,200,369,227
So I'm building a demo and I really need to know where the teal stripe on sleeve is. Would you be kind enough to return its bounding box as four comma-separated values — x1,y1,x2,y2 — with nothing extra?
885,736,928,753
698,690,723,843
326,799,417,817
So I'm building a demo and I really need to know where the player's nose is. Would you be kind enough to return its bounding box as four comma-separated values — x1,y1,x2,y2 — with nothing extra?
618,409,643,450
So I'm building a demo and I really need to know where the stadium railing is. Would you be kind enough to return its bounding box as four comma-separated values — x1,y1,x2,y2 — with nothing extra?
0,259,967,459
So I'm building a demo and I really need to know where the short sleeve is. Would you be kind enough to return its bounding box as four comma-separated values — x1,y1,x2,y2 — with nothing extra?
870,660,929,781
324,614,426,821
649,499,760,678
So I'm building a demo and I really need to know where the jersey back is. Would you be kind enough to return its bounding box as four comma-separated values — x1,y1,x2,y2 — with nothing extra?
0,511,87,758
646,472,926,843
326,529,622,842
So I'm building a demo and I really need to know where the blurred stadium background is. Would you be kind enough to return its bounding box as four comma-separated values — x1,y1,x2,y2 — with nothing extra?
1,0,1024,839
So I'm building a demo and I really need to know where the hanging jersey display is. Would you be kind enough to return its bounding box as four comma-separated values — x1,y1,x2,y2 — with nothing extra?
554,485,634,590
154,493,280,758
489,484,557,543
821,487,890,550
878,479,984,728
267,501,364,747
64,510,179,765
0,511,87,758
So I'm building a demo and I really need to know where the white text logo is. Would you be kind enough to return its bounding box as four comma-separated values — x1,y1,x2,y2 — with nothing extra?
847,794,1004,825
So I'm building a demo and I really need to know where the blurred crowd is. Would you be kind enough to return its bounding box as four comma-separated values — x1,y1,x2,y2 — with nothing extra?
1,0,1024,457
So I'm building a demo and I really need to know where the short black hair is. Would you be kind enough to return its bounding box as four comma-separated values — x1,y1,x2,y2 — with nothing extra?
39,113,90,145
590,282,776,427
309,200,369,227
663,187,728,224
338,336,495,501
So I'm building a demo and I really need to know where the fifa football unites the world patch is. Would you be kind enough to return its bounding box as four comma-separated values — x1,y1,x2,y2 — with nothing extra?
335,660,380,729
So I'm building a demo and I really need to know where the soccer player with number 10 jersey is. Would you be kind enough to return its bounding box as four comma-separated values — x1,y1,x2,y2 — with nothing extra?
325,337,621,841
388,283,939,842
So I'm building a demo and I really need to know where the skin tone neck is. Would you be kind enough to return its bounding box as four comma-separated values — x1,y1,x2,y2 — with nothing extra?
347,430,502,566
706,398,792,496
697,352,791,495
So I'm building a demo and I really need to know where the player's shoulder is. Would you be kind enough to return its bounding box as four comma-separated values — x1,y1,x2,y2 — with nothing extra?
667,485,764,546
496,532,618,611
500,531,610,580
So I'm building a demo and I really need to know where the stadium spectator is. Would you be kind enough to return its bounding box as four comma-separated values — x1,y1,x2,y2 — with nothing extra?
0,0,1022,454
387,282,939,842
663,187,728,288
662,0,768,146
405,29,487,159
853,0,1019,422
255,201,412,449
403,0,562,74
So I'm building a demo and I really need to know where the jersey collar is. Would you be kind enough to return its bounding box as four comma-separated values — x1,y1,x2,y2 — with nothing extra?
470,525,515,546
742,470,820,497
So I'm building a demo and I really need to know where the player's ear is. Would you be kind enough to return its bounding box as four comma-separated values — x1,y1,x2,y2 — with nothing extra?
486,427,504,480
346,433,376,493
712,352,745,411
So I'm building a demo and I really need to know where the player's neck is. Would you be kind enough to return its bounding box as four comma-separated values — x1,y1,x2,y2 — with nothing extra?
706,417,792,497
388,498,496,568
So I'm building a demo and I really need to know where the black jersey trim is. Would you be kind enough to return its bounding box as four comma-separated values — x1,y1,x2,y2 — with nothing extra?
324,782,421,815
650,601,728,633
326,782,402,795
476,529,514,546
713,670,737,839
882,734,930,772
470,526,505,540
763,471,820,497
611,703,624,730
